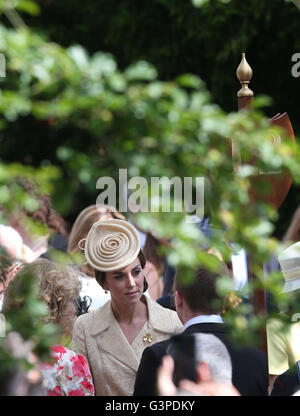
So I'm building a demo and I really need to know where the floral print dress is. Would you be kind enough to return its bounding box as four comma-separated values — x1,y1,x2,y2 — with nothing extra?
40,345,94,396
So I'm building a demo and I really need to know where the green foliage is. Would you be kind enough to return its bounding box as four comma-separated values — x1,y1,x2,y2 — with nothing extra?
289,0,300,10
1,0,297,233
0,14,298,254
0,267,60,380
3,268,59,357
0,0,299,365
0,162,61,237
192,0,231,6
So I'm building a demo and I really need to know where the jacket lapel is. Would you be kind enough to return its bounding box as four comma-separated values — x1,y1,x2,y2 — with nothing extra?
145,295,181,333
90,301,140,372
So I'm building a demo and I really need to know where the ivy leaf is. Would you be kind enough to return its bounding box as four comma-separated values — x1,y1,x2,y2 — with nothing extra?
67,45,89,70
125,61,157,81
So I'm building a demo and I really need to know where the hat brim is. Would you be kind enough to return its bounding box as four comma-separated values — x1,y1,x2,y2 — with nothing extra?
84,219,141,272
282,278,300,293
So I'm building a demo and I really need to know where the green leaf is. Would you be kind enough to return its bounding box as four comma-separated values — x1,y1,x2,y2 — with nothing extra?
0,185,9,203
67,45,89,70
17,0,40,15
192,0,210,7
176,74,203,89
90,52,117,77
56,146,74,161
125,60,157,81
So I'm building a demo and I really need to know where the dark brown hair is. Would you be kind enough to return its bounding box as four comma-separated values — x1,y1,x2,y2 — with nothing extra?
175,261,230,314
16,178,68,237
0,251,14,286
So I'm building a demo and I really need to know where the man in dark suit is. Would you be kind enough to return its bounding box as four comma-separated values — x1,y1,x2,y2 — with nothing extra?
271,362,300,396
133,258,269,396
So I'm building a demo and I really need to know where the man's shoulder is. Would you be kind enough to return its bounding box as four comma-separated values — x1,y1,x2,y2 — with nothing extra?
225,337,268,367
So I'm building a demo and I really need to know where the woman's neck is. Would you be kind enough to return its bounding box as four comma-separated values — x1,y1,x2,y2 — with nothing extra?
111,296,148,324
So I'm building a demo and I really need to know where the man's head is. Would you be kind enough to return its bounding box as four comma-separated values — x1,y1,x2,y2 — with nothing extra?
175,257,230,322
164,333,232,390
193,333,232,383
158,333,236,396
0,225,23,303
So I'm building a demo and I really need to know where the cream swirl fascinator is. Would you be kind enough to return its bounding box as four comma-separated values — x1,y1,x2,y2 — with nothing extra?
80,219,141,272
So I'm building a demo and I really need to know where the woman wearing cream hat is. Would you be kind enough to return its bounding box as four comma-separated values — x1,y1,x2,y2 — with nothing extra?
72,219,182,396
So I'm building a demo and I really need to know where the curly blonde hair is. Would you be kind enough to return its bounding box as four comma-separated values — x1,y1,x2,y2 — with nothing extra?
18,258,82,336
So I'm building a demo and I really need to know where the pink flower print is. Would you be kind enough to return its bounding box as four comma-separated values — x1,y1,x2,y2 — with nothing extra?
80,380,94,393
52,345,67,359
68,387,85,396
71,355,89,378
48,386,62,396
52,345,67,354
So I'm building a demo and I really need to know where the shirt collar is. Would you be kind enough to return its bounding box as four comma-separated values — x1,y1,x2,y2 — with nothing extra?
184,315,224,330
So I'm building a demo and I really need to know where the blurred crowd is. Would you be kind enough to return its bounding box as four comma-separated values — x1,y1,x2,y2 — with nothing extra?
1,185,300,397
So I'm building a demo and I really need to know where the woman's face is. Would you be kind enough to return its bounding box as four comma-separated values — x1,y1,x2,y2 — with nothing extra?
105,258,144,305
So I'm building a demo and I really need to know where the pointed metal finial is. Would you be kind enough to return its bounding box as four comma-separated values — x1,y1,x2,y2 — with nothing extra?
236,53,254,98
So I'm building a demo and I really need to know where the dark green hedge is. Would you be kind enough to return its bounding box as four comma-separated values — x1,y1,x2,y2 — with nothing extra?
29,0,299,114
3,0,299,233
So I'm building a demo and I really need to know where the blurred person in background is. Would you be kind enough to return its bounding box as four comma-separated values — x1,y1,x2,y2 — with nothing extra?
133,256,268,396
157,333,240,396
156,216,213,310
267,241,300,393
265,205,300,315
4,258,95,396
271,360,300,396
134,229,165,301
9,178,69,260
0,224,27,311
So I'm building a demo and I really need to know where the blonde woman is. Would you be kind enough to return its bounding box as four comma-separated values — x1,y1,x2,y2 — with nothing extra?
14,259,95,396
72,219,183,396
68,204,125,310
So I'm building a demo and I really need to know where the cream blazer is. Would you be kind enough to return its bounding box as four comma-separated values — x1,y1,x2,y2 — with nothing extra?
72,295,183,396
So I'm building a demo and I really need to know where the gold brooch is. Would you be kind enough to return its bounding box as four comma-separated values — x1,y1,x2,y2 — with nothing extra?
143,333,152,344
